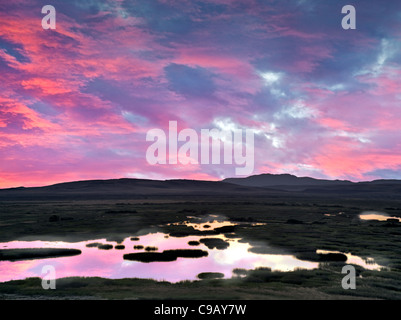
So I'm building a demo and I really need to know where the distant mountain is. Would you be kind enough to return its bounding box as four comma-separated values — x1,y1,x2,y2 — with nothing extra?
0,178,283,201
222,173,401,192
222,173,354,189
359,179,401,185
1,174,401,201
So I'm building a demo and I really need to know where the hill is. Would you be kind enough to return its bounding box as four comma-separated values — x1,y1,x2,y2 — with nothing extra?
223,173,354,189
1,174,401,201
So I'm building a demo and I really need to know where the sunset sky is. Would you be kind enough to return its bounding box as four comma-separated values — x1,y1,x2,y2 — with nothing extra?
1,0,401,188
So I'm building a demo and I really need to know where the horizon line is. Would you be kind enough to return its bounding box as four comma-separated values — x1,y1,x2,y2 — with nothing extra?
2,173,401,190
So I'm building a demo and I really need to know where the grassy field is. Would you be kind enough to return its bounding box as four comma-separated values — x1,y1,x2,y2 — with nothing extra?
1,194,401,299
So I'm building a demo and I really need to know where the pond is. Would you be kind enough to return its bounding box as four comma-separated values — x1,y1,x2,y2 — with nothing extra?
0,215,387,283
359,211,401,222
0,236,319,283
316,250,384,271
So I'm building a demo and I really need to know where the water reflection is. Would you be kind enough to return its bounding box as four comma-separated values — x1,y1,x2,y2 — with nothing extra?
0,232,316,283
316,249,386,271
0,216,387,283
168,219,236,231
168,214,266,231
359,211,401,222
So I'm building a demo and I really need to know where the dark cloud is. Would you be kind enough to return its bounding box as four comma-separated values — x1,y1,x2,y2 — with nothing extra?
0,37,30,63
164,63,216,98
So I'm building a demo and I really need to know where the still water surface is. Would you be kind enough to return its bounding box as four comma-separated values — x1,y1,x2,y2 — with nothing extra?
0,233,318,283
0,216,386,282
359,211,401,222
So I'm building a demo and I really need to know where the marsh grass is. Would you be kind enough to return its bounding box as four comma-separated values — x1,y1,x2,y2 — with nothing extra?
123,249,208,262
1,196,401,299
2,267,400,300
0,248,81,261
197,272,224,279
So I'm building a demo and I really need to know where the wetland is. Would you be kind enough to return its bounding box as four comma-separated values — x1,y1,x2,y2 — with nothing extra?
1,179,401,299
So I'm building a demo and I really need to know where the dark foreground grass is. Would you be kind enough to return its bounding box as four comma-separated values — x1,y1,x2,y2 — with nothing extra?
1,195,401,299
123,249,208,262
1,266,401,300
197,272,225,279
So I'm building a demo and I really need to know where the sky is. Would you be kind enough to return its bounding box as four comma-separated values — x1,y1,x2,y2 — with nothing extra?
0,0,401,188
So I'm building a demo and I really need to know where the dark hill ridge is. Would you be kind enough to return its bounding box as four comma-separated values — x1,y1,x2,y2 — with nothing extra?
223,173,401,190
0,178,285,200
0,174,400,200
223,173,354,188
